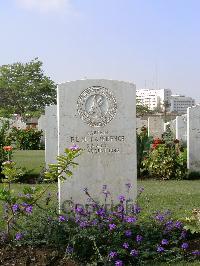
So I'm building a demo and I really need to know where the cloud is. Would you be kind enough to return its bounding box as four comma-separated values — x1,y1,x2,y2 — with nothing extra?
16,0,70,13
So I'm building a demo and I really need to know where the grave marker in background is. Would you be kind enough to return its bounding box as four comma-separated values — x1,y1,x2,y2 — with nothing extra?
187,105,200,172
45,105,58,167
38,114,46,144
148,117,164,138
176,115,187,142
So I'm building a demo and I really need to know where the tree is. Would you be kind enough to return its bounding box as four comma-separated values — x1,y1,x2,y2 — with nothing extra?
163,100,171,122
136,99,153,117
0,58,56,118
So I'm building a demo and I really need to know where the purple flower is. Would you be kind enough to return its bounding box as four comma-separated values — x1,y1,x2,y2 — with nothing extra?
117,205,124,213
15,232,23,241
125,216,137,223
58,215,66,222
109,223,117,230
115,260,123,266
92,219,98,226
122,242,129,249
157,246,165,253
12,204,19,213
130,249,139,257
132,204,141,214
125,230,132,237
155,213,165,222
175,221,183,229
109,251,117,258
161,239,169,245
69,144,80,151
136,235,143,243
180,230,187,239
79,221,88,228
118,195,125,202
75,206,84,214
25,205,33,214
165,220,174,231
181,242,189,250
66,246,73,254
96,208,105,217
192,250,200,256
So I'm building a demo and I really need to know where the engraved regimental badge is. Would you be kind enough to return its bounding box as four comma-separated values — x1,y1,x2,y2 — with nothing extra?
77,86,117,127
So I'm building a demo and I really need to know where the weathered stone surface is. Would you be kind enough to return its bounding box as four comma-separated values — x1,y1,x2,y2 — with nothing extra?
136,118,147,133
169,119,176,137
176,115,187,142
58,79,137,207
187,105,200,172
38,114,46,144
45,105,58,167
148,117,164,138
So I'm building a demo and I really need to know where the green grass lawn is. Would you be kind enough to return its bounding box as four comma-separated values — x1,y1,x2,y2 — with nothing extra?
137,180,200,219
0,181,199,220
8,150,200,219
13,150,45,176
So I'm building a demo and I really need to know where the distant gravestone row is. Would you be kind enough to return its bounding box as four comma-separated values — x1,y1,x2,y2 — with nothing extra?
187,105,200,172
176,115,187,142
148,117,164,139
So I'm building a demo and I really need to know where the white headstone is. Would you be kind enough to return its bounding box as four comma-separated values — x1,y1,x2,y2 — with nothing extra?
58,79,137,208
176,115,187,142
11,118,26,129
45,105,58,167
38,115,46,144
187,105,200,172
169,119,176,137
148,117,164,138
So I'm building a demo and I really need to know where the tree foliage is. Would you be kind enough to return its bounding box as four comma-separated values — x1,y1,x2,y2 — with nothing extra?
136,99,153,117
0,58,56,117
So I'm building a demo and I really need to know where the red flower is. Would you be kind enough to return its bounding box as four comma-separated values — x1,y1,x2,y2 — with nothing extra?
3,146,13,151
152,143,158,149
153,138,162,144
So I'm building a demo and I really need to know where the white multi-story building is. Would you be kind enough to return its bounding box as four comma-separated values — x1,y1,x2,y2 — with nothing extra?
136,89,172,111
170,95,195,114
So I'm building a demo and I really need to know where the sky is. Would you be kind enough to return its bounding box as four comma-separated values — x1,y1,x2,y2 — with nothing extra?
1,0,200,102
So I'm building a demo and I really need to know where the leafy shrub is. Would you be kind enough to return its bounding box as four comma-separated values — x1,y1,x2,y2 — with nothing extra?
142,138,187,180
0,145,81,239
184,209,200,234
8,127,44,150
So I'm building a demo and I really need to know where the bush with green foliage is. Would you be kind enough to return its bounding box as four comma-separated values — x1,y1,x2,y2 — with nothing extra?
184,209,200,234
137,126,152,177
8,127,44,150
142,138,187,180
0,145,81,239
